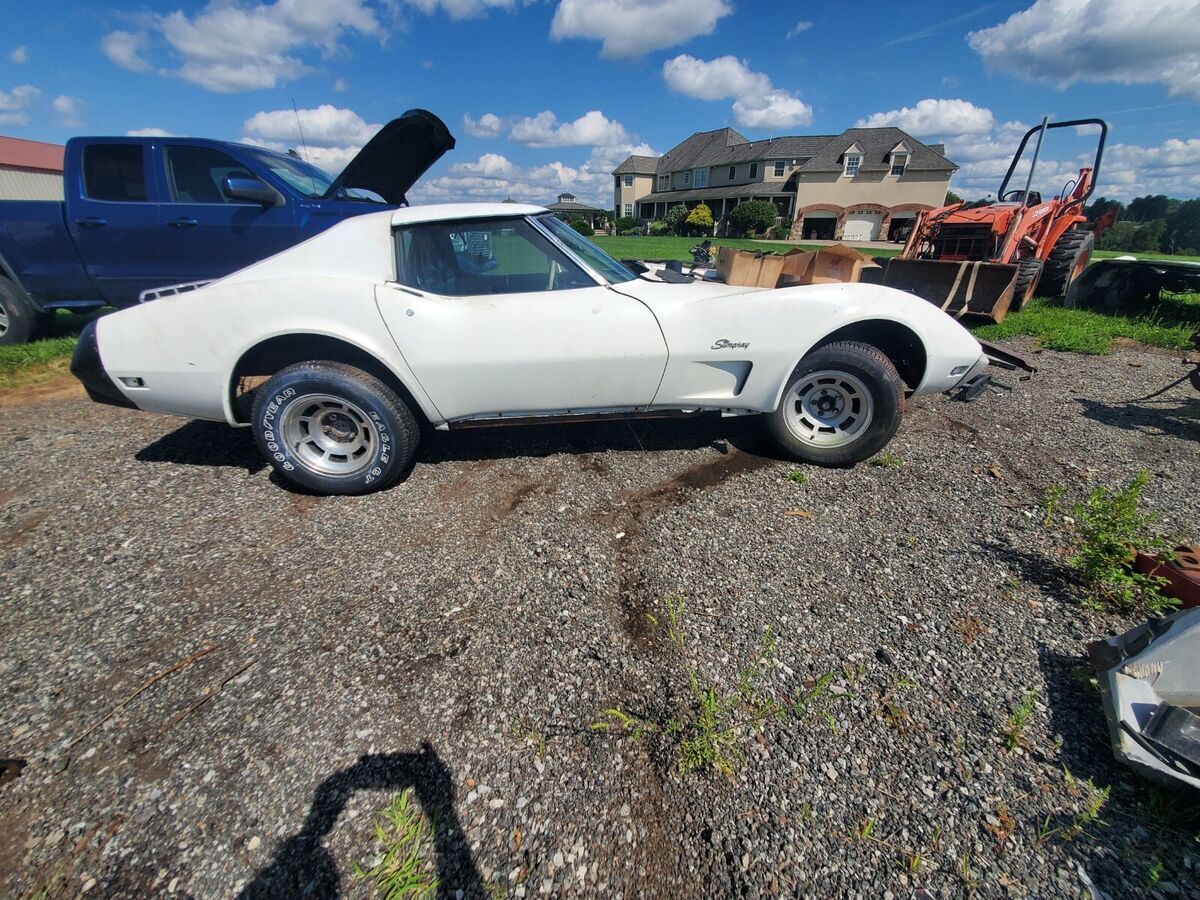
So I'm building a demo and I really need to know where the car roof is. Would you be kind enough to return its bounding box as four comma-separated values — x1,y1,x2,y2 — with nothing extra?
390,202,547,226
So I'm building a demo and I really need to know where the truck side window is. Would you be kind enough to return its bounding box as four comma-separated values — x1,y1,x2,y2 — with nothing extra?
83,145,148,202
165,146,256,204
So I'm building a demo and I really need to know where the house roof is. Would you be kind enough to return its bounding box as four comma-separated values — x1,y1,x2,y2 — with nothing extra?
611,126,956,178
546,199,605,213
612,155,658,175
801,127,956,173
637,181,792,205
0,135,65,173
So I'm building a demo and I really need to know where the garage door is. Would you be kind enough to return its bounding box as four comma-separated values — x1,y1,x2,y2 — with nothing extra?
843,213,882,241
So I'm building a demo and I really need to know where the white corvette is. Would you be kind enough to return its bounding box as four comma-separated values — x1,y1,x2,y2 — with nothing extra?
72,203,988,495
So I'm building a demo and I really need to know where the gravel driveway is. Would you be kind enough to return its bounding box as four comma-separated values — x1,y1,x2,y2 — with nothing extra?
1,341,1198,899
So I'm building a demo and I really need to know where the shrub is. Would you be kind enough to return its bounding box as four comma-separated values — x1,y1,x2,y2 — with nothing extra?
614,216,640,235
568,218,594,236
728,200,778,237
685,203,714,235
648,219,671,236
769,222,791,240
619,225,644,236
666,203,689,234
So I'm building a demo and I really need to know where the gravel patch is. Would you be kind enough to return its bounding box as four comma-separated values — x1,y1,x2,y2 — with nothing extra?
0,340,1197,898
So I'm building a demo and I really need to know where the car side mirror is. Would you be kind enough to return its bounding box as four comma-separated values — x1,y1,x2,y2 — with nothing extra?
222,176,284,207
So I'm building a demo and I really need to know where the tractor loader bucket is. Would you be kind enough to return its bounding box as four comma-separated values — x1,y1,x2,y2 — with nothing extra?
871,258,1020,324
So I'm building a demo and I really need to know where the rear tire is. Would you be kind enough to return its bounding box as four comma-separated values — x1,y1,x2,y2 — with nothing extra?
1040,229,1094,298
1010,258,1044,312
251,361,420,496
766,341,905,467
0,277,35,346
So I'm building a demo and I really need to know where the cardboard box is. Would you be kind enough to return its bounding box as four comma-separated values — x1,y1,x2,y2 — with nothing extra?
778,244,878,287
716,246,790,288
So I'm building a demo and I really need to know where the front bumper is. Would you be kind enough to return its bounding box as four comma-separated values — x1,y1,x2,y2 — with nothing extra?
70,320,136,409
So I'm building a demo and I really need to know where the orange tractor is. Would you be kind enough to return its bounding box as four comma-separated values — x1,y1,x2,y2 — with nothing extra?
873,118,1111,323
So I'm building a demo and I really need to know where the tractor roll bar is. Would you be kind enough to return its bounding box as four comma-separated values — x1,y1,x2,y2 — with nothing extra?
998,118,1108,207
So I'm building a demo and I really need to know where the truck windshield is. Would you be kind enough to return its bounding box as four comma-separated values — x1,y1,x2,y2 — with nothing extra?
536,214,636,284
244,149,334,198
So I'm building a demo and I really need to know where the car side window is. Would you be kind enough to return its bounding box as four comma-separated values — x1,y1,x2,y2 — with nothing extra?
83,144,148,202
394,217,594,296
165,146,257,204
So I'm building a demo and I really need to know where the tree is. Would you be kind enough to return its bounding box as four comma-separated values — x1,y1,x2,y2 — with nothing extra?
1164,198,1200,255
727,200,777,237
1126,194,1177,223
568,218,594,237
1084,196,1124,223
685,202,714,235
665,203,689,234
944,190,964,206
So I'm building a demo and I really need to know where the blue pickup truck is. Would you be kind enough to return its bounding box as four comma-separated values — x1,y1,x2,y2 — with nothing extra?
0,108,453,344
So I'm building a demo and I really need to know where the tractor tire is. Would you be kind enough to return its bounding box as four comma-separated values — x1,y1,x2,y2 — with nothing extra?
0,277,35,346
1040,229,1094,298
1010,258,1044,312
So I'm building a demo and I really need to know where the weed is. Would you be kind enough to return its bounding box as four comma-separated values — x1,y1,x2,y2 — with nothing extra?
590,708,657,741
1145,861,1164,891
903,850,923,874
985,803,1015,851
1037,768,1111,845
785,469,808,485
1001,688,1039,753
957,615,984,645
1042,483,1067,528
509,718,547,758
870,452,902,468
958,853,981,891
1062,471,1177,614
854,816,876,842
354,790,439,899
678,676,743,776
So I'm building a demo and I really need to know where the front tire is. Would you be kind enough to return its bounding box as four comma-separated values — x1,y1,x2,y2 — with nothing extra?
1040,229,1094,298
766,341,905,467
251,361,420,495
0,278,35,346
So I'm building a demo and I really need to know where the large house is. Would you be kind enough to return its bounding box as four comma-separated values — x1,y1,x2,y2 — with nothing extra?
613,126,956,241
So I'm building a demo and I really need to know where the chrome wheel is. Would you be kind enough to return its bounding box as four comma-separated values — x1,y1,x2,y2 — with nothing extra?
781,369,874,448
0,302,9,338
279,393,378,477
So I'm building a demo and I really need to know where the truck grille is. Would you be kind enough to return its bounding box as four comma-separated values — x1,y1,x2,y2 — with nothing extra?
930,224,993,261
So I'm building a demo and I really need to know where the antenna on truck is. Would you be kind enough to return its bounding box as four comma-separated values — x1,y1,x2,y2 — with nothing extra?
292,98,317,196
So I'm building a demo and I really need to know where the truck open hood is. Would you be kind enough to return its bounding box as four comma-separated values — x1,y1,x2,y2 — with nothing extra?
323,109,454,206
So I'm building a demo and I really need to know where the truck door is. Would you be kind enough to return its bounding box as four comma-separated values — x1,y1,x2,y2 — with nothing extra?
155,144,298,285
67,142,165,305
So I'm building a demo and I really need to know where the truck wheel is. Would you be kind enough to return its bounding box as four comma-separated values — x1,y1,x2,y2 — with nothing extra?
0,278,35,346
1010,258,1044,312
1040,230,1094,298
766,341,905,467
251,361,420,496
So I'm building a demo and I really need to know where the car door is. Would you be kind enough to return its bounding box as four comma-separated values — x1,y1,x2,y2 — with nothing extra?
155,144,298,284
375,215,668,422
67,142,165,305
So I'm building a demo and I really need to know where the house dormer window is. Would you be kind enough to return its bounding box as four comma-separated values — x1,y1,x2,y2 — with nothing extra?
749,162,758,179
773,160,785,177
890,153,909,176
658,174,669,190
728,165,736,180
843,154,861,177
693,168,708,188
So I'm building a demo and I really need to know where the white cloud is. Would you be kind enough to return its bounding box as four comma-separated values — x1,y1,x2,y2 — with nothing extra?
0,84,39,126
241,104,383,174
333,77,349,92
662,54,812,130
968,0,1200,97
786,20,812,39
662,55,770,100
101,30,151,73
855,98,995,137
102,0,382,93
732,90,813,129
509,110,631,147
405,0,533,20
410,141,657,209
126,127,175,137
463,112,504,138
52,95,83,127
550,0,732,59
10,46,29,64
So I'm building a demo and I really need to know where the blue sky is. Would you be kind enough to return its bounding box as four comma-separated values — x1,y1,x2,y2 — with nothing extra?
2,0,1199,208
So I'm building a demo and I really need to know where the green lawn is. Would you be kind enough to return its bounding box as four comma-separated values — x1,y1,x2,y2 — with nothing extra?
594,235,901,262
1094,249,1200,263
0,309,101,390
972,291,1200,354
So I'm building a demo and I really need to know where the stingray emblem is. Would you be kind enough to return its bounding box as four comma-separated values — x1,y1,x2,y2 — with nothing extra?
711,338,750,350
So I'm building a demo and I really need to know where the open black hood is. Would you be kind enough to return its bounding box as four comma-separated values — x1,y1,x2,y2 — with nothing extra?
323,109,454,206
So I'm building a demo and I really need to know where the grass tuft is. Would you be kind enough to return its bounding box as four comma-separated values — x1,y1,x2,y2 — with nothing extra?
354,790,439,899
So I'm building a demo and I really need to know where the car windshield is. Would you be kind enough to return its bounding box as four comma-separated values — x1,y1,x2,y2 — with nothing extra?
243,149,334,198
537,214,636,285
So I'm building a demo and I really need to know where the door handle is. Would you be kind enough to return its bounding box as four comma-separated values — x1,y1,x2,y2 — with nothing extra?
74,217,107,228
168,218,199,228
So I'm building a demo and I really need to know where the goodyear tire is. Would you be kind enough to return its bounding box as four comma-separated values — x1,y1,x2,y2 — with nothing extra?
251,361,420,496
0,277,35,346
1040,229,1094,298
766,341,905,467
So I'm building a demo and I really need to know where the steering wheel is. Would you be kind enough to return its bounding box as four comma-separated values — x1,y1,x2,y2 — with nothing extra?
1000,190,1025,203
